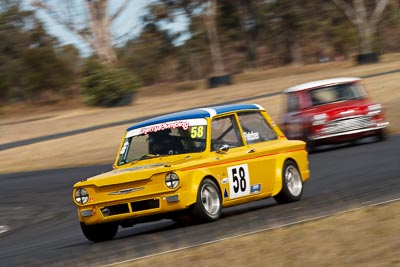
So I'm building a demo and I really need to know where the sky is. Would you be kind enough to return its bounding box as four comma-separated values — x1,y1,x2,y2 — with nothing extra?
23,0,188,56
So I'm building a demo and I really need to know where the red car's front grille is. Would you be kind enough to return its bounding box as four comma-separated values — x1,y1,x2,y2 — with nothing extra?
323,116,374,134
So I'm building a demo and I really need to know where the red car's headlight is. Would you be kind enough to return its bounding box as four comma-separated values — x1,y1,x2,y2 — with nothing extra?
368,104,382,116
312,113,327,126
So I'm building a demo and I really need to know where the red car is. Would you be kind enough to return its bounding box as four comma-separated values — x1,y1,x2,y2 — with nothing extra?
280,77,389,152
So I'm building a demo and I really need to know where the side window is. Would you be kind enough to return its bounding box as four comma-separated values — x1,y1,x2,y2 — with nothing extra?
238,112,277,144
211,115,243,151
287,93,299,112
352,83,367,98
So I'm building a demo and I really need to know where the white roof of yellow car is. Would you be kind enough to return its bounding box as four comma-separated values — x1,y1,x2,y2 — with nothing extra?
283,77,362,93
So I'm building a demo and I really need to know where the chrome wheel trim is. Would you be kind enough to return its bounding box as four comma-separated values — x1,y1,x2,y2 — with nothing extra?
201,183,220,216
285,165,302,196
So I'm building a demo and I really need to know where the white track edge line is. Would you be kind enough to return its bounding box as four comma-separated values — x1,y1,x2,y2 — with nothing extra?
0,225,9,234
102,197,400,267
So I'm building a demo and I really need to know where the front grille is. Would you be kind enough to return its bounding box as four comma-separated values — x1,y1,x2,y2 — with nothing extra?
103,203,130,216
101,199,160,217
323,116,373,134
131,199,159,212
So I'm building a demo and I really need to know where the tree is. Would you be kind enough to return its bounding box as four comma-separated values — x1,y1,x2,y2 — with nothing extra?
202,0,225,75
235,0,259,66
0,0,74,103
378,1,400,53
119,23,175,85
145,0,227,78
80,57,139,106
32,0,131,63
332,0,388,61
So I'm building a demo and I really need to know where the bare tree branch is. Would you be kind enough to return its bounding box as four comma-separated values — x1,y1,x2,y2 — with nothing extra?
332,0,359,26
32,0,125,63
332,0,388,55
110,0,130,22
33,0,76,32
370,0,388,31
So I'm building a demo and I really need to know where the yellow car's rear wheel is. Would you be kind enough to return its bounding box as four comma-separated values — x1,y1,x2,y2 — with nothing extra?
274,160,303,204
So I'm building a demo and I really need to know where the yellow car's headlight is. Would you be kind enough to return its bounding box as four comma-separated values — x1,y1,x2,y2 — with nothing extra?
75,188,89,205
165,172,179,189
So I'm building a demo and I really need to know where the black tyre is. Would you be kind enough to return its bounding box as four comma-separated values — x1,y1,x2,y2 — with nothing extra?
274,160,303,204
376,128,387,142
80,222,118,242
306,141,316,153
190,178,222,223
305,133,317,153
302,129,317,153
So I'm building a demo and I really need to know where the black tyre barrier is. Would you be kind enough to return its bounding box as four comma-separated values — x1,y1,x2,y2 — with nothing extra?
98,92,135,107
356,53,379,64
207,74,232,88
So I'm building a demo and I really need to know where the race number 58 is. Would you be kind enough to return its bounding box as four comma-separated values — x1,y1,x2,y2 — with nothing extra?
191,126,204,138
227,164,250,199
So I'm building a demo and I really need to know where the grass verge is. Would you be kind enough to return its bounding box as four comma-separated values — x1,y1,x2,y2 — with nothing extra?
113,200,400,267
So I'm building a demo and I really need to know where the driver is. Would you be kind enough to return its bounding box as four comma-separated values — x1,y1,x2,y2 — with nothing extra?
149,130,174,155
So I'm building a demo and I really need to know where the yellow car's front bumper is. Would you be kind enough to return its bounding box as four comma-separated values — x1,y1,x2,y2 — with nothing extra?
77,192,192,225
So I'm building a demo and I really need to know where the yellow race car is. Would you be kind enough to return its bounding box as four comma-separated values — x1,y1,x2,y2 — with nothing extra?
73,104,310,242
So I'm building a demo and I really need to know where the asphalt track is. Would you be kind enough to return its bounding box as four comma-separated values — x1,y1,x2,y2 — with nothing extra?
1,69,399,151
0,135,400,266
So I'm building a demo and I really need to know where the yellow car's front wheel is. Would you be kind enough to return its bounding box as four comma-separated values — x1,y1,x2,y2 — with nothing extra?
191,178,222,222
80,222,118,242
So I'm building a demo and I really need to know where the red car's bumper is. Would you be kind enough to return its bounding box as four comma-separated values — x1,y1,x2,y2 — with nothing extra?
309,121,389,143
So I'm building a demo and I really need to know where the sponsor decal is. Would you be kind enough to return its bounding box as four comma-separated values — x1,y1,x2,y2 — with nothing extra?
126,119,207,138
244,131,260,141
120,141,129,155
224,188,228,198
250,184,261,193
140,121,190,134
221,178,229,184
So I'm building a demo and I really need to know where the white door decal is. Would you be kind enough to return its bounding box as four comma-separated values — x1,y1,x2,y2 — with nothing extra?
227,164,250,199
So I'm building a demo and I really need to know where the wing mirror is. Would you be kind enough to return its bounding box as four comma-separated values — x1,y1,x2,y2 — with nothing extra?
217,144,230,153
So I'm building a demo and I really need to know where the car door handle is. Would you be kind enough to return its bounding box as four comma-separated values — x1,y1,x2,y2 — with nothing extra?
247,149,256,153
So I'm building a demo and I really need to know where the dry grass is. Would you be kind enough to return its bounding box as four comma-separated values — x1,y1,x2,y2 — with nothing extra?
112,201,400,267
0,54,399,173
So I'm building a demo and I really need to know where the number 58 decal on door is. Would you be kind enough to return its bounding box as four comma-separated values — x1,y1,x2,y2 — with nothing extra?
227,164,250,199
